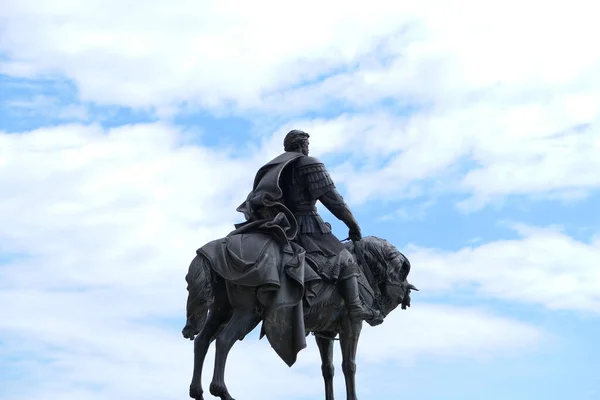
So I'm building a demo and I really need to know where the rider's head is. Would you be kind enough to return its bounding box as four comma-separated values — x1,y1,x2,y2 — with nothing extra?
283,129,310,155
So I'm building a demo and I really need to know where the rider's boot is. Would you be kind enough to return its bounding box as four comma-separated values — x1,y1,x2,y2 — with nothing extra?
338,276,383,326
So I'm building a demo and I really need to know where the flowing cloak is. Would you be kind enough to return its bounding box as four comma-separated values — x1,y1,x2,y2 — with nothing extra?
235,151,304,235
198,151,321,367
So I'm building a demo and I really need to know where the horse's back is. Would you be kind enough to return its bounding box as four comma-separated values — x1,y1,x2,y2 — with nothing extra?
197,232,283,288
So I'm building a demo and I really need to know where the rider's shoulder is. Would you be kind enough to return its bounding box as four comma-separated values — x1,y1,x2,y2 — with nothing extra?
296,155,325,168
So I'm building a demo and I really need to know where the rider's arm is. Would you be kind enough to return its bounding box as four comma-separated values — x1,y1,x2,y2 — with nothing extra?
299,160,361,232
318,189,360,232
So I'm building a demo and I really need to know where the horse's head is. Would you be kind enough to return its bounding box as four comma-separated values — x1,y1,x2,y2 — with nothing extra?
345,236,418,318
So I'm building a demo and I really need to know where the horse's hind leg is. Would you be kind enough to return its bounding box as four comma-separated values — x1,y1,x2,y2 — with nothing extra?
339,318,363,400
190,286,231,399
209,308,260,400
315,334,336,400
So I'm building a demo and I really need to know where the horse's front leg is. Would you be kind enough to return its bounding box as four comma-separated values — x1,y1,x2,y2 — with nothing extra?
339,318,363,400
210,308,260,400
315,334,336,400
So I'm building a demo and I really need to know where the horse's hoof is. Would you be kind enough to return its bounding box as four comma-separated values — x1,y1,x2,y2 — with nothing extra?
189,385,203,399
209,382,235,400
182,325,198,340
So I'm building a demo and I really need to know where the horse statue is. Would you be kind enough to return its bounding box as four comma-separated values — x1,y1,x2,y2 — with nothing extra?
182,233,417,400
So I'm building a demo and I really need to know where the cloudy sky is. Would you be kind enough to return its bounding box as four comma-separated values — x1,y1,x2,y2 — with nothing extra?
1,0,599,399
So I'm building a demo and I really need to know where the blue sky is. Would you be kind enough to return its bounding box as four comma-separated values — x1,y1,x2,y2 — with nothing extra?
1,1,599,399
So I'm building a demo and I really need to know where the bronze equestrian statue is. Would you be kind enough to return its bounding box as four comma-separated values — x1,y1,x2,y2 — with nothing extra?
182,129,418,400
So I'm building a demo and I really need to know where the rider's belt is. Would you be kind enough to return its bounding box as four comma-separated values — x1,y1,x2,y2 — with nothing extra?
290,206,317,214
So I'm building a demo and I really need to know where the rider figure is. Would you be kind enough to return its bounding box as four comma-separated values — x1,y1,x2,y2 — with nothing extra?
277,129,383,326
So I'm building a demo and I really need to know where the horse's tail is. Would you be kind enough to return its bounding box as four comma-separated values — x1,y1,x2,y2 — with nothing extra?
182,253,213,340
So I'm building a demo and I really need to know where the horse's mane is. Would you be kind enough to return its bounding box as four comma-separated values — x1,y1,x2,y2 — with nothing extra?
345,236,410,284
345,236,414,316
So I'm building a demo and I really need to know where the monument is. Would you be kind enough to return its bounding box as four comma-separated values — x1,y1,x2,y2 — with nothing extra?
182,130,418,400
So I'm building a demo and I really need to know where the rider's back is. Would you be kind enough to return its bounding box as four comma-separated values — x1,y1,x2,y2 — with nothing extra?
279,154,333,235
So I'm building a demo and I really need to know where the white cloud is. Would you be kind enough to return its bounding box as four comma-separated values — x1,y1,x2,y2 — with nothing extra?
0,0,419,111
269,106,599,209
0,123,256,289
0,124,547,399
406,223,600,313
359,304,545,363
2,0,598,206
2,0,595,113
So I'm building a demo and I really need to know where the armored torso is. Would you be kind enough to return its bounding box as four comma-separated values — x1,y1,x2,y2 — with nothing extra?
279,154,335,234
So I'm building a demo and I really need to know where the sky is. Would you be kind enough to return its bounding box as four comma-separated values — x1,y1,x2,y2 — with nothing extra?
1,0,599,399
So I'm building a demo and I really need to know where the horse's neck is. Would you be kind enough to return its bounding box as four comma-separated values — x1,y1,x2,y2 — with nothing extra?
358,254,382,296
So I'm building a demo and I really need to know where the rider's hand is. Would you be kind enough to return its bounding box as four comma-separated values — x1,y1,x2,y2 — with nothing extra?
348,225,362,242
